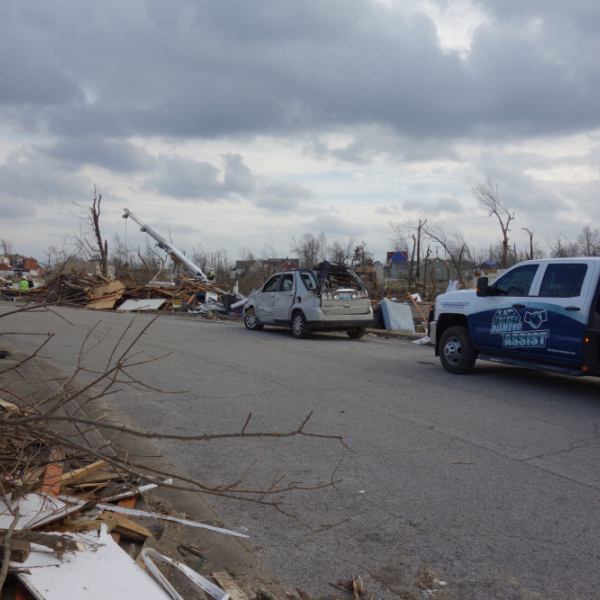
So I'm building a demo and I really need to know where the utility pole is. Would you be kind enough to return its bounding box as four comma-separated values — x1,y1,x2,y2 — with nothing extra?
522,228,533,260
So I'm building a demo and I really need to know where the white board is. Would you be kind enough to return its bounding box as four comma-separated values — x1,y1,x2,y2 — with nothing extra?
15,525,169,600
116,299,167,311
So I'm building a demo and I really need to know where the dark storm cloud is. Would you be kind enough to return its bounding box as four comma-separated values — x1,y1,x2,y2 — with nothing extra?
141,152,310,210
255,180,313,211
142,157,225,201
0,152,90,212
151,153,257,200
0,1,79,107
5,0,600,146
40,138,154,173
223,153,256,196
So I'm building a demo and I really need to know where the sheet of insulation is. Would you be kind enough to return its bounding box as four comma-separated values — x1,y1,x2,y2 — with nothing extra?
380,299,415,332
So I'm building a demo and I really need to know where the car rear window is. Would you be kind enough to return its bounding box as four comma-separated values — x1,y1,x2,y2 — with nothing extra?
300,272,317,290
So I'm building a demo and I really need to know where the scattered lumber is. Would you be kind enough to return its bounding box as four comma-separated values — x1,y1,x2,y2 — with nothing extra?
1,269,231,312
98,512,154,542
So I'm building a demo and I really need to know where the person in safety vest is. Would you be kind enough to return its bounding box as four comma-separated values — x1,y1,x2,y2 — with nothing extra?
19,278,29,292
207,268,215,281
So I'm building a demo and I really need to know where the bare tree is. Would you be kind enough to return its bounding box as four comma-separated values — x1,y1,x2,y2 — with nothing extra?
328,238,354,265
212,248,232,282
472,179,515,267
422,221,472,285
73,188,109,277
548,233,580,258
414,219,426,287
350,242,373,268
192,243,209,274
390,220,427,287
1,239,14,255
291,232,328,268
44,240,68,272
577,226,600,256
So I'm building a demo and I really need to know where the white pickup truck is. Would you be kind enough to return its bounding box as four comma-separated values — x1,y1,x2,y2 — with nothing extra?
430,258,600,376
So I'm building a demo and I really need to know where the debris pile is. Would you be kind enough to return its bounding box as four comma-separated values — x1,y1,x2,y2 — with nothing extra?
0,398,248,599
0,271,246,317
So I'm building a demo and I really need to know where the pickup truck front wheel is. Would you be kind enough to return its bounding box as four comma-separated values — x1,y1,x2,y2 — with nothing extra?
439,326,477,374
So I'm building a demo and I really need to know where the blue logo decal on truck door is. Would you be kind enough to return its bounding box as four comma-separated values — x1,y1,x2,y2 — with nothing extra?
524,310,547,329
491,308,522,333
490,308,549,348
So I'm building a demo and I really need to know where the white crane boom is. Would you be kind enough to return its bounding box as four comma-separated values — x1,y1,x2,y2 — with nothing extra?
122,209,208,280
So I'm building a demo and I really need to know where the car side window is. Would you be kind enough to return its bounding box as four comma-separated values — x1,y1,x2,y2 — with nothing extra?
279,274,294,292
263,276,281,293
300,272,317,290
538,264,587,298
493,264,538,297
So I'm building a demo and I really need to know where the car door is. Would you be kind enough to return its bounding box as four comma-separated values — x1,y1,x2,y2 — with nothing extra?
526,261,592,364
470,263,541,356
255,275,281,323
272,273,295,324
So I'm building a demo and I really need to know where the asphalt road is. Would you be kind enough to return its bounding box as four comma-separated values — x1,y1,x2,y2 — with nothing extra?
3,303,600,599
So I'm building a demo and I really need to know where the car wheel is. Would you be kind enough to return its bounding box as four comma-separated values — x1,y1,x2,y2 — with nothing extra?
291,311,310,339
244,308,264,331
439,326,477,374
347,327,366,339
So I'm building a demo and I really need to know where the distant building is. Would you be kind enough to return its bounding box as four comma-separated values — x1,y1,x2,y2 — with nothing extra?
384,251,410,279
279,259,300,271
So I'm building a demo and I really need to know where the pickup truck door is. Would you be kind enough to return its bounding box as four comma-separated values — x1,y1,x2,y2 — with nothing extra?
272,273,296,323
525,261,592,365
470,263,541,356
255,275,281,323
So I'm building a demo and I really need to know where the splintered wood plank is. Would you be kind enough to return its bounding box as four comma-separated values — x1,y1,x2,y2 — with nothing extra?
78,471,121,484
59,460,109,484
98,513,154,542
90,281,126,297
212,572,249,600
110,495,138,543
0,398,19,413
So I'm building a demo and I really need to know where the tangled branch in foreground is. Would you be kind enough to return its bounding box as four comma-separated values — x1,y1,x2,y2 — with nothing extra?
0,305,353,524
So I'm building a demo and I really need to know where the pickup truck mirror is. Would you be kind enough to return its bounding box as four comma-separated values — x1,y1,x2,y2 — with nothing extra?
476,277,489,297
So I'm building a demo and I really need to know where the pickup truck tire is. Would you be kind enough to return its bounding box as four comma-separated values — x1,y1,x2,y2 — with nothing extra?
291,311,310,339
244,308,264,331
439,326,477,374
347,327,366,339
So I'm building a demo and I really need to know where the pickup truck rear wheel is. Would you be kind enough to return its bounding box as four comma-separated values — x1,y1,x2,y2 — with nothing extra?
439,326,477,374
291,311,310,339
244,308,264,331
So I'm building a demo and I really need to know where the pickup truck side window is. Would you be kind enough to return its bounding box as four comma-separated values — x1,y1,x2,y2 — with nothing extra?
493,264,538,296
263,276,281,293
538,264,587,298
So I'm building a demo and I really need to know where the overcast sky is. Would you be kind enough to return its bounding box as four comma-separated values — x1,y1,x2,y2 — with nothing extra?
1,0,600,266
